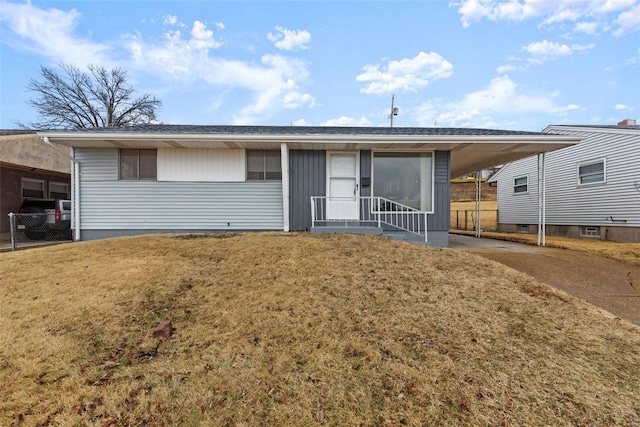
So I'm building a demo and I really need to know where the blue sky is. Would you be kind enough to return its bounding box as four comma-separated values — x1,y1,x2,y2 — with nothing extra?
1,0,638,131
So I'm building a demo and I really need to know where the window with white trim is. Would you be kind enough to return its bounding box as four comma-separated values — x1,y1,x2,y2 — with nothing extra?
247,150,282,180
22,178,45,198
580,226,600,237
119,149,157,180
513,176,528,194
49,182,70,199
578,159,605,185
373,152,433,211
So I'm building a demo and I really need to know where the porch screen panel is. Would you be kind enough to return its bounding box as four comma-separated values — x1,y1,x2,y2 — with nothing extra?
373,152,433,211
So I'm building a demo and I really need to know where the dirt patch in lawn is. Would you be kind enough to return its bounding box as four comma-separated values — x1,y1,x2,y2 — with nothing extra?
1,233,639,426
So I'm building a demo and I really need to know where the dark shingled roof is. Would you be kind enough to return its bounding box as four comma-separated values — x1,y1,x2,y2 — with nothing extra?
53,124,544,136
548,124,640,131
0,129,36,136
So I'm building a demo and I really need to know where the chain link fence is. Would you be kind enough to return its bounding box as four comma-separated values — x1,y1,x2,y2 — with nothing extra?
450,209,499,232
6,212,72,251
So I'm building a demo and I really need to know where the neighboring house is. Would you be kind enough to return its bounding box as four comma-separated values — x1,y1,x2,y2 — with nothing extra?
0,131,72,240
488,120,640,242
37,125,579,247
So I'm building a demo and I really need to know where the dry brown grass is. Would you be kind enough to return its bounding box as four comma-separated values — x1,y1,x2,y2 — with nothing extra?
451,201,499,231
455,230,640,267
1,233,640,426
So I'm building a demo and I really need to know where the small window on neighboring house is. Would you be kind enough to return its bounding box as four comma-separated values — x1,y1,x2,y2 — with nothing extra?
247,150,282,180
119,149,157,180
49,182,70,199
581,226,600,237
22,178,45,198
513,176,528,194
578,159,605,185
518,224,529,232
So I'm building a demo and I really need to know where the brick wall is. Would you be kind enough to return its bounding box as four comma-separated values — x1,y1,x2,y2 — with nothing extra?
0,164,71,238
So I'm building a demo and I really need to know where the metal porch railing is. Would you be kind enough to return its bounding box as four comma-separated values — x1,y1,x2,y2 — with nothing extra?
310,196,428,243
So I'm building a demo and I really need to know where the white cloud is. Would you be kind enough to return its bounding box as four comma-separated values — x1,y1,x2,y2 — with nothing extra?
552,104,582,114
451,0,638,35
575,21,599,34
356,52,453,95
571,43,596,51
0,1,110,65
523,40,572,57
614,104,630,110
614,3,640,35
163,14,183,27
320,116,373,127
267,26,311,51
521,40,595,64
412,75,561,128
292,118,311,126
126,26,314,123
496,64,517,73
189,20,221,50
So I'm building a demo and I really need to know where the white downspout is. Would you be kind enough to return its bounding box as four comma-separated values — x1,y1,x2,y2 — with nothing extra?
281,142,290,232
42,137,81,241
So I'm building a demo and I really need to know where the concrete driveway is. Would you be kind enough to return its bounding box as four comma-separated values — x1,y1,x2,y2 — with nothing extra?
449,234,640,326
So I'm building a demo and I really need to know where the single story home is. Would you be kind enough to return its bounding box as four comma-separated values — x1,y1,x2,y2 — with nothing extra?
38,125,580,246
488,120,640,242
1,131,71,240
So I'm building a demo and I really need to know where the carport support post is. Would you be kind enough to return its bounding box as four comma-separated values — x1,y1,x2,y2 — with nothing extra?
537,152,546,246
9,213,16,251
475,171,482,238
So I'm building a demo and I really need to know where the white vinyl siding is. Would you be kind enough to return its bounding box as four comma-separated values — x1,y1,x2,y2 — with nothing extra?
75,148,283,231
157,148,245,182
495,127,640,227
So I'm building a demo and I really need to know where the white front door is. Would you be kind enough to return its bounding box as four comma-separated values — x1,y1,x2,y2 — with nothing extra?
327,152,359,220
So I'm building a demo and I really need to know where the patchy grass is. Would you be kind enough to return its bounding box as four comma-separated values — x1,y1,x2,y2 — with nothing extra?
454,229,640,267
1,233,639,426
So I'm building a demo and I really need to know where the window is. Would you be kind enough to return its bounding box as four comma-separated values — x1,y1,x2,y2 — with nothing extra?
22,178,45,198
578,159,605,185
513,176,528,194
373,152,433,211
49,182,70,199
518,224,529,232
120,149,157,180
247,150,282,180
581,226,600,237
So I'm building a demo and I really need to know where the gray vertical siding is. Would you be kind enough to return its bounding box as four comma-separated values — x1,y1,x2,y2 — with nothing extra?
76,148,283,233
430,151,451,232
359,150,372,197
289,150,326,231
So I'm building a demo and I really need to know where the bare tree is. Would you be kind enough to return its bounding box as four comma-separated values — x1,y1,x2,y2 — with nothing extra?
25,64,162,129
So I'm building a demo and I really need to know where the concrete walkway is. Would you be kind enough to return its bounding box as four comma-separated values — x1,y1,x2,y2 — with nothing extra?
449,234,640,326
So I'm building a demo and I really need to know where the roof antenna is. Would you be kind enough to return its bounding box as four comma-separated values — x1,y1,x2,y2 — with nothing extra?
389,94,399,127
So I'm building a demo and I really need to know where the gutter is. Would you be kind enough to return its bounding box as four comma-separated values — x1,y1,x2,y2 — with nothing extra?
42,137,81,241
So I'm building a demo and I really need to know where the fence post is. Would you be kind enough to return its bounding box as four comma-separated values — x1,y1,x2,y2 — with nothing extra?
464,211,468,230
9,212,16,251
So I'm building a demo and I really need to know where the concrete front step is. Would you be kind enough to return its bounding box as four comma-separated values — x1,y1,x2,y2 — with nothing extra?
382,230,428,244
310,226,383,235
